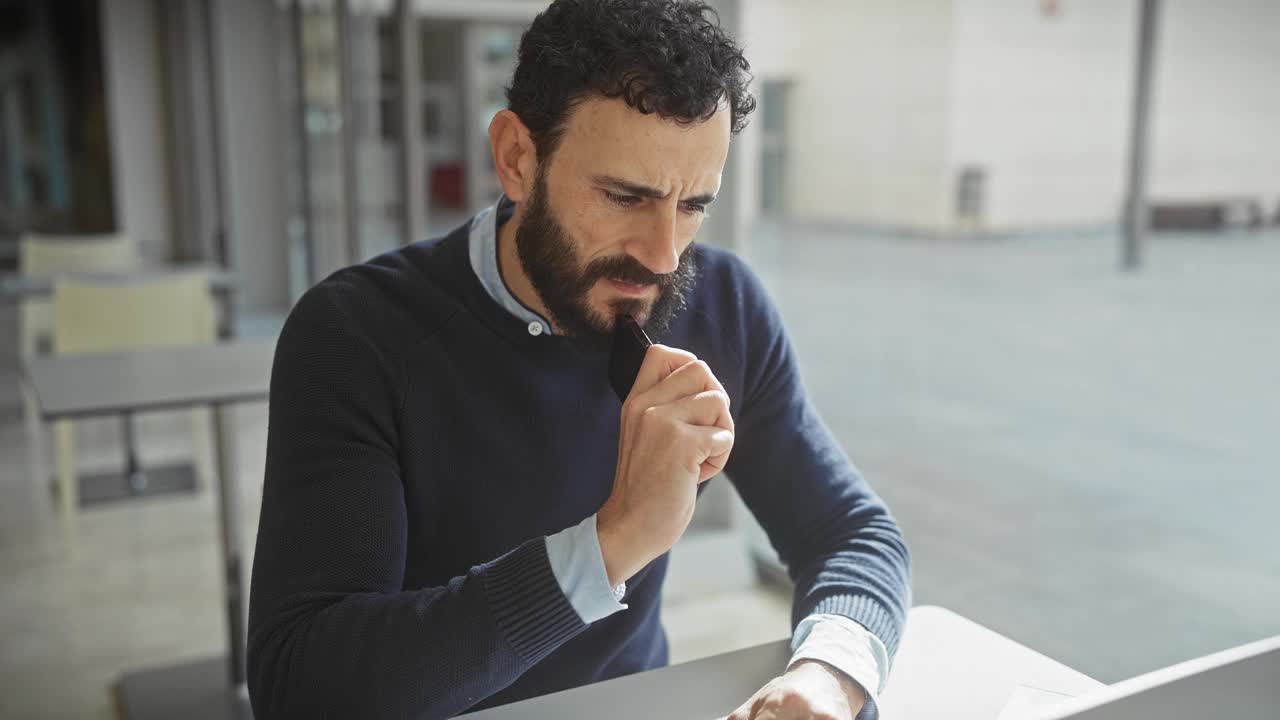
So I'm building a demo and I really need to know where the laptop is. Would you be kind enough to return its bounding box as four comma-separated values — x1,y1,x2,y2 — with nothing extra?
1028,633,1280,720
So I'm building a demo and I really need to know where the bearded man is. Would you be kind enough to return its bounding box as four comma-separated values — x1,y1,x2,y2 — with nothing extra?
247,1,910,718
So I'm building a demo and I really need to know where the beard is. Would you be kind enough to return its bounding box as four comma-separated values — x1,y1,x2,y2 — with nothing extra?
514,170,698,352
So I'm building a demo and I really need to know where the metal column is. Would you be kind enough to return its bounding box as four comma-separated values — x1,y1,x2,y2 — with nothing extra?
1122,0,1161,271
289,0,317,284
336,0,362,265
397,0,427,244
202,0,233,276
212,403,246,686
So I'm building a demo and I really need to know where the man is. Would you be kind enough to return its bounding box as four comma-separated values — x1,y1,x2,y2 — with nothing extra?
247,1,911,718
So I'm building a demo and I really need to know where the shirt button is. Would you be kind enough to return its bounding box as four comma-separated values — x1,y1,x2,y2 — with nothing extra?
527,321,544,336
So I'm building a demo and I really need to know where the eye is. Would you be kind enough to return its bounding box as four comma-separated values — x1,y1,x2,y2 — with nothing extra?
680,202,707,216
605,190,640,207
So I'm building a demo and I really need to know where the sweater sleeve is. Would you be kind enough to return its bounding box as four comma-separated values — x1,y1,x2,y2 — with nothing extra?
721,261,912,659
246,286,586,719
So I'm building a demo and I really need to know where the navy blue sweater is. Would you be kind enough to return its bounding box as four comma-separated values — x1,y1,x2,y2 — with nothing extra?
247,222,911,718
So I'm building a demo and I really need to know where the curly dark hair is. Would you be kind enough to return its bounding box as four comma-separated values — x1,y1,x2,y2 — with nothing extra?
506,0,756,161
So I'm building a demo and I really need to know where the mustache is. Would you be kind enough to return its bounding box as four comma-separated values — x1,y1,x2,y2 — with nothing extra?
581,250,691,288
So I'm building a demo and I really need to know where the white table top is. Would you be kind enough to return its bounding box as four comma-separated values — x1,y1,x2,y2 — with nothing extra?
880,606,1102,719
465,605,1104,720
24,340,275,419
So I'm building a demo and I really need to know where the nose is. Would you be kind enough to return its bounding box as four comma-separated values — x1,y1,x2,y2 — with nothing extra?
630,202,681,275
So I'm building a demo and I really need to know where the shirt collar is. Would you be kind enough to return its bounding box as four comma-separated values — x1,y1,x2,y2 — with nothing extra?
467,194,555,336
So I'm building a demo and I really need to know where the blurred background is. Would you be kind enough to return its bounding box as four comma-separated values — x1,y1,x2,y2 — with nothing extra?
1,0,1277,718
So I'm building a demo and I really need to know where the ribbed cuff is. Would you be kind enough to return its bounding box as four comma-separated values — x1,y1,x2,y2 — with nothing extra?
482,537,587,665
807,594,904,659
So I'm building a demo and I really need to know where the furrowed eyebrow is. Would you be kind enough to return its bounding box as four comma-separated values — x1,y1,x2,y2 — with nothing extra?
594,175,717,206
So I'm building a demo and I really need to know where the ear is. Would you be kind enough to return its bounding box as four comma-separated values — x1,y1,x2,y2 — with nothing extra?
488,110,539,204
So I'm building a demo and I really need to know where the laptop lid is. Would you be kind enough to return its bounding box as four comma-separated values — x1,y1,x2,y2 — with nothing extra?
1035,634,1280,720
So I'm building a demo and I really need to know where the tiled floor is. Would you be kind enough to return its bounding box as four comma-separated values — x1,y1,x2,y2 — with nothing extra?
752,223,1280,682
2,223,1278,718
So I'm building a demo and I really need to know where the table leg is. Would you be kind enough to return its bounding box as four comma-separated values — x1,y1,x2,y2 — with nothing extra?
74,411,197,505
54,418,78,545
215,288,237,340
212,403,246,686
122,411,147,493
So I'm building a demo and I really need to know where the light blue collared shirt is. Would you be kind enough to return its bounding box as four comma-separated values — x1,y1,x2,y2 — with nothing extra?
468,197,555,336
466,197,888,717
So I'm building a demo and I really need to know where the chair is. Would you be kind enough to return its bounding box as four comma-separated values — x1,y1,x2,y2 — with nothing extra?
49,271,215,528
18,233,138,515
18,232,138,359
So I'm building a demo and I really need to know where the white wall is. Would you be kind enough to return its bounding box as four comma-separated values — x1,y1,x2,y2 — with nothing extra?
739,0,792,78
774,0,1279,233
1150,0,1280,202
101,0,173,262
946,0,1280,231
783,0,955,231
947,0,1135,231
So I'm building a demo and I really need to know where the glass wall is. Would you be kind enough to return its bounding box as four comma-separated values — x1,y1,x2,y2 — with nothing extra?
280,0,408,294
738,0,1280,684
275,2,533,293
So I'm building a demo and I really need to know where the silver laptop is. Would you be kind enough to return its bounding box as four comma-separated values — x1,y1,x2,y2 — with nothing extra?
1034,633,1280,720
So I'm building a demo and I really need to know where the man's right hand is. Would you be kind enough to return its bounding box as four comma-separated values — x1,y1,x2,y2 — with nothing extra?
596,345,735,588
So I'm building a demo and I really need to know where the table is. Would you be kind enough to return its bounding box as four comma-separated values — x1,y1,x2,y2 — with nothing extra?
25,340,276,720
878,606,1103,718
465,606,1105,720
10,266,243,503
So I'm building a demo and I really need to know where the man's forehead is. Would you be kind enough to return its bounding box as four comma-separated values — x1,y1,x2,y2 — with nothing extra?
556,96,731,188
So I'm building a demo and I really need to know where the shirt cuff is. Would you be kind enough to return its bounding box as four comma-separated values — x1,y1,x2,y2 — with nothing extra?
788,613,890,720
543,513,628,625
